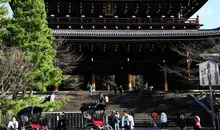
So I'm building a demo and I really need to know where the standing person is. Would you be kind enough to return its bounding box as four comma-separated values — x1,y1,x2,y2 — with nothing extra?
104,95,109,104
119,85,123,95
114,87,117,95
98,92,104,103
151,112,158,127
57,112,68,130
121,110,135,130
178,113,186,130
149,85,153,97
193,115,201,130
160,112,167,129
112,111,120,130
89,84,93,95
7,116,18,130
116,111,120,118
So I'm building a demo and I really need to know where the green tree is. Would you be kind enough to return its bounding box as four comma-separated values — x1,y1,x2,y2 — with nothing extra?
0,0,9,44
8,0,62,91
132,75,144,90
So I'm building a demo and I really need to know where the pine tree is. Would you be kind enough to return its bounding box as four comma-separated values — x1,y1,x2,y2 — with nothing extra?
8,0,62,91
0,0,9,44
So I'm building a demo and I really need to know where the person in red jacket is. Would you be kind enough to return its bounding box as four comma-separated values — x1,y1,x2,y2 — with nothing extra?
193,115,201,130
151,112,158,127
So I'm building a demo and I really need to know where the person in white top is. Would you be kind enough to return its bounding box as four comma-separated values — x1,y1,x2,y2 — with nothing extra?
160,112,167,129
121,110,134,130
7,116,18,130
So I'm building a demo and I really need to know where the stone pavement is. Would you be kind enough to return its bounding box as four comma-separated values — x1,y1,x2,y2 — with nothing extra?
134,127,214,130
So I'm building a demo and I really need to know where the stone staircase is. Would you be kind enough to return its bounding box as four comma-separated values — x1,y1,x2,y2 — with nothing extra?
55,90,212,127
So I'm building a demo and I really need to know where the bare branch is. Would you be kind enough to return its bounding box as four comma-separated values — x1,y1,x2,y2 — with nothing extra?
53,37,84,74
159,36,220,84
0,47,34,99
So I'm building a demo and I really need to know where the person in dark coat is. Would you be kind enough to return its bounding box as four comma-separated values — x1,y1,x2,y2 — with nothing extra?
57,113,68,130
178,113,186,130
114,87,117,95
119,85,123,95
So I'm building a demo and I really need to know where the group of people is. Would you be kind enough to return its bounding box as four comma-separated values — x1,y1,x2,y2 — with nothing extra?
151,112,168,129
151,112,202,130
112,110,135,130
113,85,123,95
6,111,202,130
98,92,109,104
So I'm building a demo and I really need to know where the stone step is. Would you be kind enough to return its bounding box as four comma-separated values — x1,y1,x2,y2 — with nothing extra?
55,91,212,127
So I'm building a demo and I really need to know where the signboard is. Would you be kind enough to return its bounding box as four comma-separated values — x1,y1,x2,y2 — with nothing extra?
198,61,220,86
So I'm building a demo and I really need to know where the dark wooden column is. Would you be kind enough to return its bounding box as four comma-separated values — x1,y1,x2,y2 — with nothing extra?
91,73,96,91
163,60,168,91
187,52,191,80
128,74,132,91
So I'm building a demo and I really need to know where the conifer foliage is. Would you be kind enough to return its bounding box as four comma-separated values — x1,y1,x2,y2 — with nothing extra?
8,0,62,91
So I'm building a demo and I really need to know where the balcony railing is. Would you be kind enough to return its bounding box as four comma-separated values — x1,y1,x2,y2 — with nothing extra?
47,17,199,25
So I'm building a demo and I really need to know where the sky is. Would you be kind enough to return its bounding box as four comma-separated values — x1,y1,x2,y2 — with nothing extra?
0,2,13,18
1,0,220,29
192,0,220,29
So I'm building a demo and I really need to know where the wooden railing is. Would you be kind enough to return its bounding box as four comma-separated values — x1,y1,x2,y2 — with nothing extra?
47,17,199,25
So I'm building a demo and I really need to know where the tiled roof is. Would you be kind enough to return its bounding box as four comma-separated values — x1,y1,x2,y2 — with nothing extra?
52,29,220,37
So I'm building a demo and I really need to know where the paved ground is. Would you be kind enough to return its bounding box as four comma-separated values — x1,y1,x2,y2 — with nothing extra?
134,127,214,130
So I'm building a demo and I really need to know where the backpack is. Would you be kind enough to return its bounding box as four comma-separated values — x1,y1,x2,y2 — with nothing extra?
114,116,119,123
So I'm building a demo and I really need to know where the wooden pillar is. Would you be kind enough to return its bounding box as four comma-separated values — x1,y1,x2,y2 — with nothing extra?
128,74,132,91
197,15,200,24
163,60,168,91
55,84,59,91
187,52,191,80
91,73,96,91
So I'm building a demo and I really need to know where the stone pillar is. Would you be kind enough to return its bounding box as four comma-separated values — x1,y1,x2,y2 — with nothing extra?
128,74,132,91
163,60,168,91
91,73,96,91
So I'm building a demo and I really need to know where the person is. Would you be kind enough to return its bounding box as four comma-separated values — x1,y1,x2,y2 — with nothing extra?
104,95,109,104
114,87,117,95
98,92,104,103
57,112,68,130
7,116,18,130
107,84,111,91
116,111,120,118
121,110,134,130
112,111,120,130
178,113,186,130
193,115,201,130
119,85,123,95
144,83,148,93
160,112,167,129
149,85,153,97
89,84,93,95
151,112,158,127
